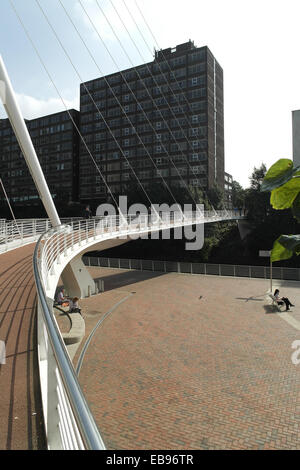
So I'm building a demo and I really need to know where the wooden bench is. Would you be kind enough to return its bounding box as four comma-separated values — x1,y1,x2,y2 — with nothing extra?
268,294,284,312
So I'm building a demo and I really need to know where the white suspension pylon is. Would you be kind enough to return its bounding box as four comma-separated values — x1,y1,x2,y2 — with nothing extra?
0,55,61,228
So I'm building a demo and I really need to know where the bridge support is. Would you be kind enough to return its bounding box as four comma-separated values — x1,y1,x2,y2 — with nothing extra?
61,255,96,299
237,220,254,240
0,55,60,228
0,55,96,297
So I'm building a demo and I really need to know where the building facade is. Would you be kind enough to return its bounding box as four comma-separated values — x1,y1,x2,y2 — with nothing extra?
0,110,79,205
292,109,300,167
79,41,224,202
0,41,225,208
224,172,233,208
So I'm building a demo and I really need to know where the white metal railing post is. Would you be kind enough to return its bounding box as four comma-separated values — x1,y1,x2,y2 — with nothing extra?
64,230,67,257
71,223,74,251
47,350,63,450
57,234,60,264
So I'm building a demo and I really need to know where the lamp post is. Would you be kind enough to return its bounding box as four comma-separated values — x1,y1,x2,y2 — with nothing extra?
259,250,272,292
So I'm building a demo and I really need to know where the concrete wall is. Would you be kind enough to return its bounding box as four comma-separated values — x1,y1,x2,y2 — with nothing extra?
292,110,300,166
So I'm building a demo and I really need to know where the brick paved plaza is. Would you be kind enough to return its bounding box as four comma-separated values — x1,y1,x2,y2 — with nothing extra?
73,267,300,450
0,244,45,450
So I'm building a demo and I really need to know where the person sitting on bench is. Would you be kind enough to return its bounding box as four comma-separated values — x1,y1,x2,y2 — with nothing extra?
69,297,81,314
274,289,294,311
57,288,69,307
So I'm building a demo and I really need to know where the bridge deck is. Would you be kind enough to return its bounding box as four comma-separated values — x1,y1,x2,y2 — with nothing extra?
0,244,46,450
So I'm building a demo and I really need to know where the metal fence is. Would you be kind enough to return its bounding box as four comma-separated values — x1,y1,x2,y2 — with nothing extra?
0,218,84,253
83,256,300,283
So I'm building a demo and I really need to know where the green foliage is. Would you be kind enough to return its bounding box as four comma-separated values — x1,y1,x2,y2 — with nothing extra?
262,158,300,262
231,180,245,208
270,178,300,210
261,158,296,191
244,164,270,224
249,163,267,190
206,183,225,210
270,235,300,262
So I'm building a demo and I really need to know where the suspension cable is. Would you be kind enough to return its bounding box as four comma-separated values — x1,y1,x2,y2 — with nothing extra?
79,0,201,212
55,0,181,214
0,178,22,236
33,0,159,218
133,0,220,212
101,0,214,212
9,0,122,216
120,0,215,207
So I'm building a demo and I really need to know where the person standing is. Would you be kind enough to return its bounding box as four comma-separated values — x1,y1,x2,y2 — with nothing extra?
84,205,92,219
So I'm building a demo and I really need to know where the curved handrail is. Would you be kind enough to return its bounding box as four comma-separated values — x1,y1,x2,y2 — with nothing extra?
31,209,246,448
33,230,106,450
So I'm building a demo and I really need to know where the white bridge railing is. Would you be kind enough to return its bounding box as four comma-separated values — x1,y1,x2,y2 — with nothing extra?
4,209,244,449
37,210,243,293
0,218,82,253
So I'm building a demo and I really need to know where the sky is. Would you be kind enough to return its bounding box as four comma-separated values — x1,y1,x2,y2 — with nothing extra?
1,0,300,188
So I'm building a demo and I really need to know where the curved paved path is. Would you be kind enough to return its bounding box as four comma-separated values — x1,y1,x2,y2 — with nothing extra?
0,244,46,450
76,268,300,450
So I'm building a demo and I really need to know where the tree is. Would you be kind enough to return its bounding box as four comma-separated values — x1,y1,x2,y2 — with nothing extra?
244,163,270,223
207,183,225,210
250,163,267,190
231,180,245,209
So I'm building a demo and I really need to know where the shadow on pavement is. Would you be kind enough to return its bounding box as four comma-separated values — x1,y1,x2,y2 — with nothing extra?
95,270,166,292
263,304,281,314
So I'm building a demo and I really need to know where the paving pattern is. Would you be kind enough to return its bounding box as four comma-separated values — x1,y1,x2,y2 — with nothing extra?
0,244,46,450
76,268,300,450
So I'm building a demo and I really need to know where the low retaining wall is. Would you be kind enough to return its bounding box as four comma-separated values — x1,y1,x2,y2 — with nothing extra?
83,256,300,282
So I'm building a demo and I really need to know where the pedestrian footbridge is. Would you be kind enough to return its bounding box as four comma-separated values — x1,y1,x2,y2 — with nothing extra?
0,211,245,449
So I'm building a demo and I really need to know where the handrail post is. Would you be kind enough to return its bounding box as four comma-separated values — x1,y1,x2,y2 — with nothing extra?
64,230,67,257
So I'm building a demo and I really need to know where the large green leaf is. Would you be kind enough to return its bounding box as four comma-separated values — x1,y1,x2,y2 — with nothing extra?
292,192,300,221
270,177,300,209
279,234,300,253
271,237,293,262
261,159,299,192
271,234,300,262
